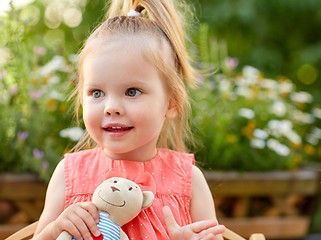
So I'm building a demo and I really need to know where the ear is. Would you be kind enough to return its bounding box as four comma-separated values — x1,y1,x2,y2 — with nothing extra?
142,191,154,209
165,97,177,119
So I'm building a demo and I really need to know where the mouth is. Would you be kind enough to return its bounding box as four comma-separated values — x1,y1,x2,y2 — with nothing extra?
102,124,133,133
103,126,134,132
98,190,126,207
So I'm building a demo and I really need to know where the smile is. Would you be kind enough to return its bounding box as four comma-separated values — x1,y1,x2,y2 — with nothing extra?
103,126,133,132
98,190,126,207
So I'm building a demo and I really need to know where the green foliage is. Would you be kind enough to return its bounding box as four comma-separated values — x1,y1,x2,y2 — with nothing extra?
194,0,321,103
191,24,321,171
0,4,80,180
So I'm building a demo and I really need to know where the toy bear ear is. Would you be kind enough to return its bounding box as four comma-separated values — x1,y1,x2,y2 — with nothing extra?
142,191,154,209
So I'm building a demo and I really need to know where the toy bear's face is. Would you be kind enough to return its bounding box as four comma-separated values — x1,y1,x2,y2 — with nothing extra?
92,177,153,226
93,177,141,209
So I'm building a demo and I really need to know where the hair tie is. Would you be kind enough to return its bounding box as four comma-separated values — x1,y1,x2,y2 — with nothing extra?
128,9,141,17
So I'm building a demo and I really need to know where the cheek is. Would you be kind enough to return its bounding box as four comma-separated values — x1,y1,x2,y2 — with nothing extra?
133,103,167,134
82,102,101,127
134,101,167,121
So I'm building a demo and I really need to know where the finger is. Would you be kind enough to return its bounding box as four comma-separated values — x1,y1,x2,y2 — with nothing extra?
200,233,215,240
67,212,92,240
55,209,84,240
59,219,83,240
162,206,180,232
199,225,226,238
86,220,101,238
80,202,100,223
75,205,101,238
190,219,218,233
79,203,101,237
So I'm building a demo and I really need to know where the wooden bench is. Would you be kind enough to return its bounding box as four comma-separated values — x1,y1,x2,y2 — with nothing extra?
5,221,266,240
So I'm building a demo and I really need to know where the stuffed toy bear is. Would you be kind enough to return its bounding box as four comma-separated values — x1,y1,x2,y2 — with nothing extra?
57,177,154,240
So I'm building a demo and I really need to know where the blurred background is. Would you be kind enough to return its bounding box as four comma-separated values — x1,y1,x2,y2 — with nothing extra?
0,0,320,239
196,0,321,103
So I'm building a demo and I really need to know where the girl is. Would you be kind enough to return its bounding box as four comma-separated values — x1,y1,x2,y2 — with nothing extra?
33,0,225,239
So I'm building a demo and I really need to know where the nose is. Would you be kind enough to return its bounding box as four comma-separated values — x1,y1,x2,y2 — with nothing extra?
105,109,121,116
111,186,120,192
104,96,123,116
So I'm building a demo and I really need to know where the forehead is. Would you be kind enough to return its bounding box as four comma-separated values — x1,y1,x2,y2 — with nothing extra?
82,35,173,84
82,40,165,91
83,34,173,69
82,42,151,82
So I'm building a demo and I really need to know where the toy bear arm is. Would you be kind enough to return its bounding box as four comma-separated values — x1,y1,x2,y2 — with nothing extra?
119,229,129,240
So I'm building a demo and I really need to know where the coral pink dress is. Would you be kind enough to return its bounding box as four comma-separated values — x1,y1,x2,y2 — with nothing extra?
64,148,194,240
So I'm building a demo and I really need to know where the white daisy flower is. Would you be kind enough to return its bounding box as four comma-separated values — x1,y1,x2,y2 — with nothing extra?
250,138,266,149
238,108,255,119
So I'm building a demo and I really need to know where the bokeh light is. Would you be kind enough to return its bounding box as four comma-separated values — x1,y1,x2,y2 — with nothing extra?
0,0,35,15
44,3,63,28
0,48,11,67
20,5,40,25
297,64,318,85
43,29,65,46
63,7,82,28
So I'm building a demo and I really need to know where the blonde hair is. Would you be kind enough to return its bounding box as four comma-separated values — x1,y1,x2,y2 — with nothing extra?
73,0,197,153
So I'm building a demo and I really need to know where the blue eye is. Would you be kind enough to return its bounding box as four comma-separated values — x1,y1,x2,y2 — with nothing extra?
92,90,104,98
126,88,141,97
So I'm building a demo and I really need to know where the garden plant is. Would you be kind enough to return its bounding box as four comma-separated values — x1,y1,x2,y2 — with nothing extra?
0,0,320,233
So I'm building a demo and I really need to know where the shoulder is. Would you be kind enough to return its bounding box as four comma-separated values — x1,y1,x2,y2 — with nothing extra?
157,148,195,166
49,159,65,185
191,165,207,188
64,148,110,202
157,148,194,179
155,149,194,195
46,159,65,197
64,148,103,171
64,148,101,162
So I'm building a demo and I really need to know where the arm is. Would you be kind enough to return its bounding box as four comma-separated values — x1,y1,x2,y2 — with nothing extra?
163,165,225,240
33,160,101,240
190,165,224,240
33,160,66,239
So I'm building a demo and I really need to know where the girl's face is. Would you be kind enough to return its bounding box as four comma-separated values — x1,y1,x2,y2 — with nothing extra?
81,40,176,162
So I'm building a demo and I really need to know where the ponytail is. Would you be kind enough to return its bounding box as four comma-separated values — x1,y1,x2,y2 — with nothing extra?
106,0,196,87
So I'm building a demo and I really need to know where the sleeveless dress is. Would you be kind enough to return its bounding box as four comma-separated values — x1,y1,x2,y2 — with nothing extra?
64,148,194,240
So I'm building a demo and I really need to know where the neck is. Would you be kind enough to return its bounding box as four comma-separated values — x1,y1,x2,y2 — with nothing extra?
103,147,158,162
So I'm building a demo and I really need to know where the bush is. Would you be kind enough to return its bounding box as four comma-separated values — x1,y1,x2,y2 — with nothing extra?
191,25,321,170
0,5,81,180
194,0,321,101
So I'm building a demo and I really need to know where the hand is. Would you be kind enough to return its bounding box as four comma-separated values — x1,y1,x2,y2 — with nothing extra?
53,202,101,240
163,206,226,240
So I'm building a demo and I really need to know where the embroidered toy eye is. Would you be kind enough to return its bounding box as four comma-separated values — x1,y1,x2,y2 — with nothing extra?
113,180,118,183
129,187,133,191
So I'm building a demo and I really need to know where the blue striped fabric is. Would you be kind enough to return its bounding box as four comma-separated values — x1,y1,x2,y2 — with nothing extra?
72,211,120,240
98,211,120,240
